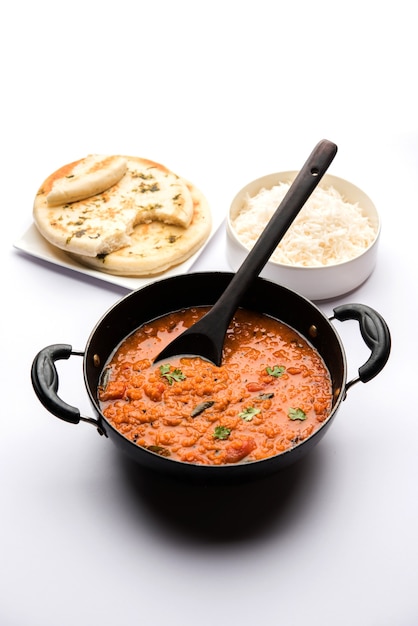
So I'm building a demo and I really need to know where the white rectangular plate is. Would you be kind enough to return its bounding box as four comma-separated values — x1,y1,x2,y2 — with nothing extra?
14,218,223,291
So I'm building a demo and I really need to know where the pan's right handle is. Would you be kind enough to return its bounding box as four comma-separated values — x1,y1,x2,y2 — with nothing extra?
331,304,391,390
31,344,105,435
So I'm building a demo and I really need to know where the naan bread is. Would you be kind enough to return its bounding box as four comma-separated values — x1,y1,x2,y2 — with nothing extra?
33,155,196,258
46,155,128,206
69,181,212,276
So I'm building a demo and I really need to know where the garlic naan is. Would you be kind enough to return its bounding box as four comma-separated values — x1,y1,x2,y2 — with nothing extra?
33,155,212,276
46,154,128,206
69,181,212,276
33,155,196,258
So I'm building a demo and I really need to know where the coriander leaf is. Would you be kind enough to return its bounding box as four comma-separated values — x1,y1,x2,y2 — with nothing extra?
159,363,186,385
213,426,231,440
288,407,307,421
266,365,285,378
239,406,261,421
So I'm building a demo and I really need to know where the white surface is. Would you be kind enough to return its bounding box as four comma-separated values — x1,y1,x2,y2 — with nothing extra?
1,2,418,625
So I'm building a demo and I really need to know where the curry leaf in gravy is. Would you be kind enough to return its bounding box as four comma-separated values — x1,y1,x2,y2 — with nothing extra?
239,406,261,421
213,426,231,440
258,393,274,400
288,407,307,421
191,400,215,417
146,445,171,456
99,366,111,391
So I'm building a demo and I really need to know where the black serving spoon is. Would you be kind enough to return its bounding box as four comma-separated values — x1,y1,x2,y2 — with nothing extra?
155,139,338,367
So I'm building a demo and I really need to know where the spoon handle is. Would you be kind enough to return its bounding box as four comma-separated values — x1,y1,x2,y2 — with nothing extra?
155,139,337,365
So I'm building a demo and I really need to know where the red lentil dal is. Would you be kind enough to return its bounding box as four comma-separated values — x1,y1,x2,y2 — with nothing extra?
98,307,333,465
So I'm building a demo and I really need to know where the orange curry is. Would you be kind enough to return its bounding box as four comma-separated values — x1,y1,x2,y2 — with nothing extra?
98,307,333,465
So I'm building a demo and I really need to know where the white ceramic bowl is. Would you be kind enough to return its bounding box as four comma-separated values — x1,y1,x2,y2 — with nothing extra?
226,171,380,301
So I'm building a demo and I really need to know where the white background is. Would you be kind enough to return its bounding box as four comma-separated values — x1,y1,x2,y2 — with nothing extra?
1,2,417,625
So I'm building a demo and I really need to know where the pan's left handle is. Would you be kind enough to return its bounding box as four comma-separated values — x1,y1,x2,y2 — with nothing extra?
31,344,106,435
331,304,391,391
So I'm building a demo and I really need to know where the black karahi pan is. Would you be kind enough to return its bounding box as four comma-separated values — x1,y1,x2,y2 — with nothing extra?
31,271,391,483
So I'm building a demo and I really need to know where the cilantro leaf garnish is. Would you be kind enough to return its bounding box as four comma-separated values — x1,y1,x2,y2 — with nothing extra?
288,407,307,421
266,365,285,377
159,363,186,385
239,406,261,421
213,426,231,440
